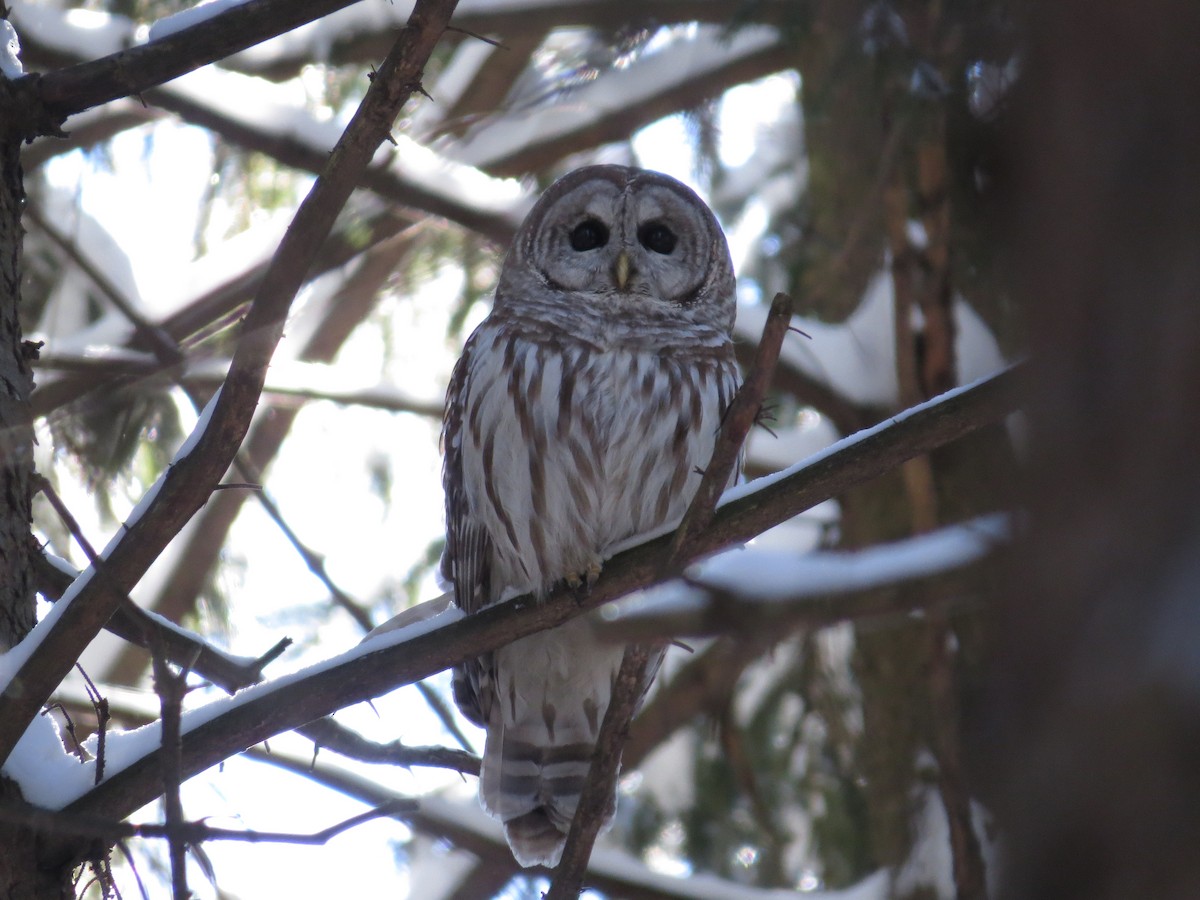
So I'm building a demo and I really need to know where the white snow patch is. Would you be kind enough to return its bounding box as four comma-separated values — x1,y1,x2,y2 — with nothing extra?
608,513,1009,629
173,385,222,459
0,714,94,809
720,367,1016,509
736,275,1008,412
1,19,22,78
893,786,999,899
8,6,132,62
692,513,1010,601
148,0,249,42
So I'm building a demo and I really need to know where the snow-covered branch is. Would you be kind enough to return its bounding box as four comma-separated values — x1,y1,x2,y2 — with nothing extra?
602,513,1011,638
54,364,1020,823
10,0,375,128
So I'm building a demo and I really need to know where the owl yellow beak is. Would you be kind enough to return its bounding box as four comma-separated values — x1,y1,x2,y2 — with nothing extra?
614,250,631,291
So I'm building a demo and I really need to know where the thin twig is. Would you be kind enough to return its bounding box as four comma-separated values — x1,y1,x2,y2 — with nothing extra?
0,796,416,846
444,25,507,48
72,664,109,784
666,291,794,570
547,292,795,898
150,642,190,900
33,550,292,694
298,717,479,776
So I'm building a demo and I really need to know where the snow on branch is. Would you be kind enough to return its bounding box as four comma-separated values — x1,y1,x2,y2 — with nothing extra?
33,551,290,696
12,0,373,129
0,0,459,771
57,363,1021,824
603,513,1012,639
227,0,804,80
452,25,790,176
148,67,529,243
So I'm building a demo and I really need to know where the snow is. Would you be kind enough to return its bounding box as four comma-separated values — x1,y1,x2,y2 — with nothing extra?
1,19,22,78
147,0,250,42
8,5,132,63
721,366,1016,509
0,714,94,809
173,385,222,459
893,784,999,899
693,513,1010,601
449,25,782,169
735,274,1008,412
608,514,1010,631
2,601,465,810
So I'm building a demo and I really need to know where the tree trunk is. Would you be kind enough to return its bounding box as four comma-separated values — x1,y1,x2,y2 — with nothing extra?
0,116,35,652
0,101,77,900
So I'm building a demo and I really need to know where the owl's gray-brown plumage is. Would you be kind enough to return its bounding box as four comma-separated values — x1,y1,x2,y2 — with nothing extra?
442,165,739,867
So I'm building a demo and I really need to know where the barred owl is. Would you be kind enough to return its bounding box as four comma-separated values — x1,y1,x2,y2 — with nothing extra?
442,165,739,867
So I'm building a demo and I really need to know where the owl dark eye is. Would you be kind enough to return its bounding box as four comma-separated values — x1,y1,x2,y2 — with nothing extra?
638,222,677,255
568,219,609,252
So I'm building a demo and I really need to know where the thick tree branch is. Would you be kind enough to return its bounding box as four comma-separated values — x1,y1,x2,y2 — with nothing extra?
0,0,459,770
59,364,1021,824
11,0,370,128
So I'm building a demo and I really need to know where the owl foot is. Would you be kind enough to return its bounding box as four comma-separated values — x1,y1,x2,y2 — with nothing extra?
564,561,603,596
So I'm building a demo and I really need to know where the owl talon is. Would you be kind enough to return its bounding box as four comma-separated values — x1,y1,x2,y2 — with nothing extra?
564,562,602,596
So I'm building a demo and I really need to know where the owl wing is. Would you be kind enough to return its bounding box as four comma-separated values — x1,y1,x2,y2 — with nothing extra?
441,332,495,726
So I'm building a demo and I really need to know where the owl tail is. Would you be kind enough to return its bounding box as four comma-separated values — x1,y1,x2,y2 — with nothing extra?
479,712,606,868
478,622,627,868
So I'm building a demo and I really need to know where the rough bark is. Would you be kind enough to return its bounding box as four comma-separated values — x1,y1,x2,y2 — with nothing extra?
0,94,34,653
0,74,78,900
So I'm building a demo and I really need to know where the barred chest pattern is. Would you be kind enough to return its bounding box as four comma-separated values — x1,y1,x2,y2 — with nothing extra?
456,322,738,600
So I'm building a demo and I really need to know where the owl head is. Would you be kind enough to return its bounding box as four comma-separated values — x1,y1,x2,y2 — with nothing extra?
498,165,736,333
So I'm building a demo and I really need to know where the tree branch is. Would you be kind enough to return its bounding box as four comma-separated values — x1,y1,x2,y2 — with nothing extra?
18,0,372,126
0,0,459,770
33,551,290,695
60,364,1021,824
254,746,866,900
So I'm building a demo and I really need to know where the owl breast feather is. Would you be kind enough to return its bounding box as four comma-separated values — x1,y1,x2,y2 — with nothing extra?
459,321,737,599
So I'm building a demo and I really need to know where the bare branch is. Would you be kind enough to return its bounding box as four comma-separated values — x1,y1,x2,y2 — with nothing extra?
0,795,415,846
149,647,189,900
298,717,479,776
0,0,460,769
668,291,793,566
33,551,290,695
